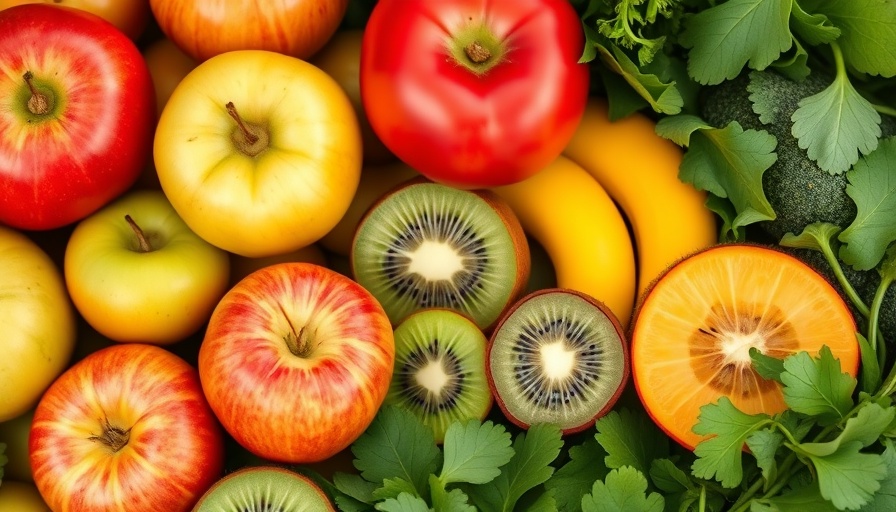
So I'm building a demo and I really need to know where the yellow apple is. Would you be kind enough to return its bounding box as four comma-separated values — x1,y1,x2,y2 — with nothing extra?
154,50,363,257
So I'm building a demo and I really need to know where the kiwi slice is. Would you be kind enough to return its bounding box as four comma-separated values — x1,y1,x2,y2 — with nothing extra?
487,288,629,434
385,308,492,443
351,179,530,330
193,466,333,511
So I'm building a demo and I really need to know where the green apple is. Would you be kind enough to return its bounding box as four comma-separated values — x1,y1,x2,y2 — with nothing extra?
0,225,75,422
154,49,363,258
64,189,230,345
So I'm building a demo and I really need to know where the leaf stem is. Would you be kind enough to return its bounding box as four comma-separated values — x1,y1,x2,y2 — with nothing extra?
872,103,896,118
867,277,892,355
819,242,870,318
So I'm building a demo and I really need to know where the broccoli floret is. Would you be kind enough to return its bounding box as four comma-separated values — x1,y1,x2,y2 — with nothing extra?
699,69,896,243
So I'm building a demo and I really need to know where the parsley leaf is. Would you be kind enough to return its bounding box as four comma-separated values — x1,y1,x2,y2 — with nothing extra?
582,466,665,512
790,48,882,175
351,405,441,496
691,397,771,488
656,115,777,234
595,407,670,476
860,439,896,511
800,0,896,77
780,346,856,426
749,347,786,383
465,423,563,512
648,458,692,493
333,472,377,505
679,0,793,85
545,437,610,512
840,137,896,270
429,475,476,512
794,402,895,457
373,478,419,501
745,428,784,484
438,419,514,485
789,0,841,46
595,41,684,115
805,441,887,510
374,492,431,512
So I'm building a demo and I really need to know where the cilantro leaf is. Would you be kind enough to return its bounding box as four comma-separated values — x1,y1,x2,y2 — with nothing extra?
751,481,840,511
333,472,377,505
839,137,896,270
749,347,785,383
598,65,651,121
795,402,895,457
691,397,771,488
780,346,856,426
806,441,887,510
770,35,811,82
429,474,476,512
790,58,882,175
582,466,665,512
351,405,440,495
438,419,514,485
374,492,431,512
373,478,419,501
679,0,793,85
779,222,843,254
648,458,692,493
745,428,784,484
545,437,610,512
595,41,684,115
859,439,896,511
465,424,563,512
789,0,841,46
800,0,896,77
595,407,670,476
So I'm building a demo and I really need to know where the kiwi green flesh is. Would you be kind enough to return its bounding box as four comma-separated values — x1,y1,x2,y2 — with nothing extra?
488,290,627,433
194,467,332,511
352,182,521,329
385,308,492,443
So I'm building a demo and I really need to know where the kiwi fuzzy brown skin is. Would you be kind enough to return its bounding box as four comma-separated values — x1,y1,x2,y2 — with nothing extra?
192,466,335,511
486,287,630,436
350,176,531,332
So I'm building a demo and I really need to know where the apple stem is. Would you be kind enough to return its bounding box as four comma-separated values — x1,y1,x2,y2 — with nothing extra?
226,102,259,145
464,41,491,64
125,215,153,253
22,71,51,115
88,418,131,453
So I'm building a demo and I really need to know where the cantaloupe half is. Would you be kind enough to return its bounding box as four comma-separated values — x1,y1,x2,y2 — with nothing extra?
631,244,860,451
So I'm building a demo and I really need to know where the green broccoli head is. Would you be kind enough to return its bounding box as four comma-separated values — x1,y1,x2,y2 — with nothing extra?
700,69,896,243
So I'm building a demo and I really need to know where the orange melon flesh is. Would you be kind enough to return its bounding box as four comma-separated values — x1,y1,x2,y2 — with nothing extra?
632,244,859,451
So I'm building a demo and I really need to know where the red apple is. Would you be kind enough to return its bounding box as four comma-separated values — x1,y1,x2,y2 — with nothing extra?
149,0,348,62
29,343,224,512
198,262,395,463
0,4,155,230
0,0,152,40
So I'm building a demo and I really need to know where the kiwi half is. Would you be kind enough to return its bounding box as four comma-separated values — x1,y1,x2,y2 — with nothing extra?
193,466,334,511
486,288,629,434
385,308,492,443
351,179,530,330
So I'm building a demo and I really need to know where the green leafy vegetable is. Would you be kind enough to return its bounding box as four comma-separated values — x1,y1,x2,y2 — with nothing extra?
582,466,665,512
691,397,771,488
780,346,855,425
840,137,896,270
374,493,430,512
800,0,896,77
438,419,513,485
545,438,610,512
595,407,670,476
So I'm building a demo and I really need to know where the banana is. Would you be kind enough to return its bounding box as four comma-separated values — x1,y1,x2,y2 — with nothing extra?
563,99,719,300
491,155,637,328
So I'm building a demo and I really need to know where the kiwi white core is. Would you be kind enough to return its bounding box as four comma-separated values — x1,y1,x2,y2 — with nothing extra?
540,342,576,380
405,241,464,281
416,359,452,393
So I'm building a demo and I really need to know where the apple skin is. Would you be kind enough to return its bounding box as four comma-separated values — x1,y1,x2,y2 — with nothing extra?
64,189,231,345
198,262,395,463
0,0,151,40
149,0,347,62
0,4,155,231
154,49,362,257
0,224,76,422
29,343,225,512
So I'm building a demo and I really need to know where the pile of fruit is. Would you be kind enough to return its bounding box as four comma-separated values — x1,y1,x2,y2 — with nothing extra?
1,1,895,511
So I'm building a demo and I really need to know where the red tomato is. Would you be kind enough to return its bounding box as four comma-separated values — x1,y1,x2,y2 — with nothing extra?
360,0,590,189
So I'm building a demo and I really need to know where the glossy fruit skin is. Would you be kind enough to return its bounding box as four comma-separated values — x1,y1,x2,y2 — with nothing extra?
154,49,362,257
149,0,348,62
360,0,589,189
198,262,395,463
64,190,231,345
0,224,76,422
29,343,225,512
0,4,155,230
0,0,151,40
